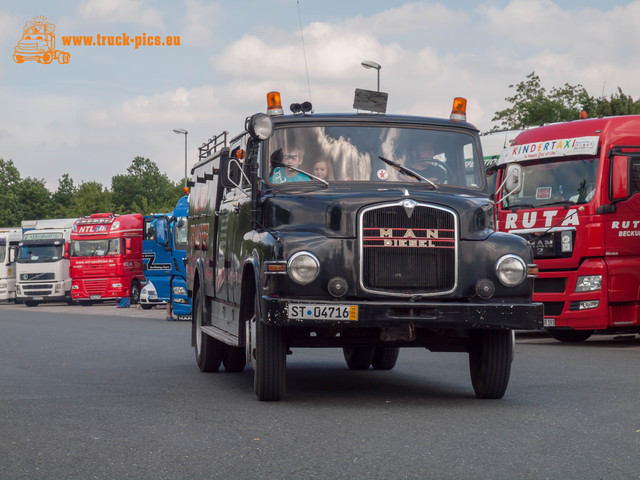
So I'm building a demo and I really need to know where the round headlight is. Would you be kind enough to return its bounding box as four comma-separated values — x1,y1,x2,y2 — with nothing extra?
246,113,274,141
287,252,320,285
495,254,527,287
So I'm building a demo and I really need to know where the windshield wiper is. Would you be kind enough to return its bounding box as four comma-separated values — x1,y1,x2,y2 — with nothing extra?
539,201,576,208
378,156,438,189
269,160,328,187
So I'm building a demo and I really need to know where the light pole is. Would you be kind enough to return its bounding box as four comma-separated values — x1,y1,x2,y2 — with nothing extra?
173,128,188,188
361,60,381,92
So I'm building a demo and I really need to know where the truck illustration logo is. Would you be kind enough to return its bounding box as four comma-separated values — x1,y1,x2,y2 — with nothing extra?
13,16,70,64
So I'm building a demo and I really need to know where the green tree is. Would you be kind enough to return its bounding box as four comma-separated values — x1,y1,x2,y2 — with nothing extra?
111,156,181,215
492,72,595,129
51,173,77,217
594,87,640,116
16,177,54,220
71,181,114,217
0,158,22,226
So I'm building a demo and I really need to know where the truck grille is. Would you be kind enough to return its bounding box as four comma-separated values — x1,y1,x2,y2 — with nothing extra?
359,200,457,296
84,279,108,294
22,284,54,295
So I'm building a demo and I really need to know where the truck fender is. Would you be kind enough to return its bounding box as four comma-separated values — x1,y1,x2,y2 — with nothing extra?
191,257,207,348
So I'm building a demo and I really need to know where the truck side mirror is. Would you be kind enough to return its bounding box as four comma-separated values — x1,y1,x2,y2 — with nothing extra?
611,155,629,201
503,163,523,195
220,156,244,189
8,247,16,264
125,237,132,255
64,241,70,259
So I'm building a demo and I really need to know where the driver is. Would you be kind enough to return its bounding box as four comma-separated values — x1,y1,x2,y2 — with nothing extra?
405,142,447,183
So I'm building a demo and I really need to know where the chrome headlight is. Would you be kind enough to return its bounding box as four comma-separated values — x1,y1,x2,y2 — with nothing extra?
575,275,602,292
287,252,320,285
173,286,187,296
495,254,527,287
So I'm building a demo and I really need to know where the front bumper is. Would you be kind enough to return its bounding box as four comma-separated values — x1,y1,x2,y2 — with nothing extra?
262,297,544,330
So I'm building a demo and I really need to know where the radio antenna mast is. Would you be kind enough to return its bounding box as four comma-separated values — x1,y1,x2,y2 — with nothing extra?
297,0,312,103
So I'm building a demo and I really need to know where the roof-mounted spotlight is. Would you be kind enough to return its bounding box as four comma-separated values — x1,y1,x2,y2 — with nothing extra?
301,101,312,113
290,103,302,114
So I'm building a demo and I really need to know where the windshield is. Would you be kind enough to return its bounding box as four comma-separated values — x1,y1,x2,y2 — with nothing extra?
265,125,483,188
17,243,63,262
503,157,599,209
174,216,188,250
70,239,121,257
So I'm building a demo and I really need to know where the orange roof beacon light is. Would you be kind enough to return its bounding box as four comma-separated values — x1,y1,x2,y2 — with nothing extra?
267,91,284,117
183,187,189,195
579,111,588,119
450,97,467,122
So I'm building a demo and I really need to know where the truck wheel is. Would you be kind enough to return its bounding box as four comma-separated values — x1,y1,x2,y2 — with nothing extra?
249,294,286,401
13,53,24,63
129,281,141,304
25,301,39,307
343,347,374,370
223,346,246,372
372,347,400,370
194,288,223,372
468,329,513,399
40,52,53,64
140,304,153,310
548,329,593,343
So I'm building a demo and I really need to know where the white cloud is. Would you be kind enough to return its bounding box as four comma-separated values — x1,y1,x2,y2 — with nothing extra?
180,0,222,46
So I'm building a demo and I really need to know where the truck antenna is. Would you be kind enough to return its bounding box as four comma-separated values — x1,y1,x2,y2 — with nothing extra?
297,0,313,103
529,206,585,245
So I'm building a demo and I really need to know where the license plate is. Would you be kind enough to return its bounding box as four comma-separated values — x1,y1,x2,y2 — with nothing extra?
149,295,158,300
288,304,358,321
543,317,556,327
32,296,44,301
90,295,102,300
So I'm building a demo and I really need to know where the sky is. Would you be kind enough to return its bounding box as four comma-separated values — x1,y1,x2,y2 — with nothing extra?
2,0,640,191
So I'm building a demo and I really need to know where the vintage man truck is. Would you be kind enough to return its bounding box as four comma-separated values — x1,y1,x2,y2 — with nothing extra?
187,91,543,401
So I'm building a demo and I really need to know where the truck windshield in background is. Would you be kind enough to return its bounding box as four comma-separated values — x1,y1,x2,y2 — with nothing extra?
17,243,63,262
503,157,599,209
267,126,483,188
70,239,121,257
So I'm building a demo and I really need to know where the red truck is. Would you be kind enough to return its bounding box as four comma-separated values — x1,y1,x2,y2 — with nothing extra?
493,116,640,341
70,213,145,305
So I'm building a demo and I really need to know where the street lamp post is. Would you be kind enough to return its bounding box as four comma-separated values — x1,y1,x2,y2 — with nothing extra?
173,128,188,188
361,60,381,92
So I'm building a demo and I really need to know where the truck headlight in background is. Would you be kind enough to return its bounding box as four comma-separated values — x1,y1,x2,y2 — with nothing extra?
0,281,7,289
495,254,527,287
173,286,187,296
287,251,320,285
575,275,602,292
112,283,122,288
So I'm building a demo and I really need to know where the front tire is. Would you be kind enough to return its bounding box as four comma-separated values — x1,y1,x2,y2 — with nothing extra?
129,281,141,304
24,301,39,307
343,347,374,370
469,329,513,399
194,287,223,372
248,294,286,401
372,347,400,370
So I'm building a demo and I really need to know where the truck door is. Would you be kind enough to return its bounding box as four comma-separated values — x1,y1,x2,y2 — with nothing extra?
604,153,640,307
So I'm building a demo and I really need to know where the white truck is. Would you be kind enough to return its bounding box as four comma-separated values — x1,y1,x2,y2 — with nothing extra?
0,228,21,302
16,218,77,306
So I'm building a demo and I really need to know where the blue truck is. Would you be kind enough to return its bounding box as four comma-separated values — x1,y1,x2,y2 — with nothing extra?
142,195,191,319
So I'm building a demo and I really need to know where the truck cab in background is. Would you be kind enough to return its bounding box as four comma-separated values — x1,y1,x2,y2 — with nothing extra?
16,218,76,306
142,195,191,318
0,229,21,302
494,116,640,341
70,213,144,305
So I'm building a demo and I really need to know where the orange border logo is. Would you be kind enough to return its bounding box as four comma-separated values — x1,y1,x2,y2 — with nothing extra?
13,16,70,64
